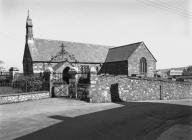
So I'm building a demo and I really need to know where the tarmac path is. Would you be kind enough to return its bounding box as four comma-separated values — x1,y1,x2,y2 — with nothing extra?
0,98,191,140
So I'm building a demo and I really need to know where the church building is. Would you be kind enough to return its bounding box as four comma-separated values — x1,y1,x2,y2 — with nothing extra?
23,12,157,77
100,42,157,77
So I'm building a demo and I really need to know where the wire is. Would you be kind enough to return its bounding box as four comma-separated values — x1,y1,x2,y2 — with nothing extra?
143,0,192,18
147,0,192,17
154,0,192,15
136,0,192,19
137,0,187,17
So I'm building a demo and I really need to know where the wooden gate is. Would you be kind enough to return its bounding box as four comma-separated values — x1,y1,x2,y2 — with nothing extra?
53,83,69,97
52,72,90,101
52,73,77,98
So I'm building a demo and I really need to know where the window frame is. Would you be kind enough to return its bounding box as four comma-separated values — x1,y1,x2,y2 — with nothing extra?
139,57,147,75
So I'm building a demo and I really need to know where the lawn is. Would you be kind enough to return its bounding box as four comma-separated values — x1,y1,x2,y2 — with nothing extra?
0,87,22,95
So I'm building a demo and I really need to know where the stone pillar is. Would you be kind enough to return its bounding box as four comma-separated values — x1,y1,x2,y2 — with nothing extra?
44,66,54,97
90,67,97,85
49,72,53,97
9,67,19,82
89,66,98,102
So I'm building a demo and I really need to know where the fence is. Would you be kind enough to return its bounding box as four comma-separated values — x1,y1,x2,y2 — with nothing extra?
0,72,50,93
0,74,12,87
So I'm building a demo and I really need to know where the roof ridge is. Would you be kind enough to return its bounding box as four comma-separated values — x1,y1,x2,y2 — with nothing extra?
34,38,113,48
30,37,110,63
109,41,143,50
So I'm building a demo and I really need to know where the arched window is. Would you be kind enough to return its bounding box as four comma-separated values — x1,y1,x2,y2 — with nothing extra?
140,57,147,74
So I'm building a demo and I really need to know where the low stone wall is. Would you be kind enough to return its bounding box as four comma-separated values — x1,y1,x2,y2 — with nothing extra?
89,75,192,103
119,78,192,101
0,91,50,104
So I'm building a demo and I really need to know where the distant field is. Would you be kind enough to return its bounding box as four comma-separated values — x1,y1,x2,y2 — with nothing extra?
0,87,22,95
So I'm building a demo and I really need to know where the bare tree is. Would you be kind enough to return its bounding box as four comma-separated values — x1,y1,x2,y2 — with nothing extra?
0,60,5,71
0,60,4,64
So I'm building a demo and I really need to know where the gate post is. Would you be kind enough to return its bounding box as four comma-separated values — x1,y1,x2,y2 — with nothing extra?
50,76,53,97
90,67,97,86
160,85,162,100
75,74,79,99
89,66,98,102
44,66,54,97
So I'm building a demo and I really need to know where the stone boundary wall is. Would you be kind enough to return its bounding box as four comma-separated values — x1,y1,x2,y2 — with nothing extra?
0,91,50,104
89,75,192,103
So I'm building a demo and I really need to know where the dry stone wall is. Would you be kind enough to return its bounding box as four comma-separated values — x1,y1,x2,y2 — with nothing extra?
89,75,192,103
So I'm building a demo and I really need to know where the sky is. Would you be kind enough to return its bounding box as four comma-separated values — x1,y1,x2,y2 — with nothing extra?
0,0,192,71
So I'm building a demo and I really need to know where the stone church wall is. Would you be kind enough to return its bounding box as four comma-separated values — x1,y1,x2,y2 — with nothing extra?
33,63,45,73
128,43,156,77
99,61,128,75
89,75,192,103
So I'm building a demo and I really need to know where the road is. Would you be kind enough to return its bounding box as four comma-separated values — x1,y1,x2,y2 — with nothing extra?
0,98,192,140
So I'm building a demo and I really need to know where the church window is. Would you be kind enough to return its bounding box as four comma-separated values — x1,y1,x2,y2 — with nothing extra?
80,65,90,74
140,57,147,74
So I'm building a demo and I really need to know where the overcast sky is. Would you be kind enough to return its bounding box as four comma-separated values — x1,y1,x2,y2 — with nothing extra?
0,0,192,71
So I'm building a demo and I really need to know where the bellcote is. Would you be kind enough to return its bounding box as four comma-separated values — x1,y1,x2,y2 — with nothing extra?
26,10,33,41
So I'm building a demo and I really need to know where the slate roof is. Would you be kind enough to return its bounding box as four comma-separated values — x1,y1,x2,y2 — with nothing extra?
105,42,143,62
28,38,112,63
27,39,156,64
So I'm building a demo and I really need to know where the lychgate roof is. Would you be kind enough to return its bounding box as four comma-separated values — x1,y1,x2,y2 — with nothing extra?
28,38,112,63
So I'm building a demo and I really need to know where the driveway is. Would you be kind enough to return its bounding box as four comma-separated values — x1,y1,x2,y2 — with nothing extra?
0,98,192,140
0,98,122,140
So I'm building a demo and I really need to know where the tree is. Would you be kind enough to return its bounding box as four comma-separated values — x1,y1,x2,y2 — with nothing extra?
0,60,4,65
183,66,192,76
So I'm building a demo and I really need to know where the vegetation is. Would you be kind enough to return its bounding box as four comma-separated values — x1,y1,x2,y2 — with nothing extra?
13,74,50,92
183,66,192,76
0,60,5,72
0,60,4,64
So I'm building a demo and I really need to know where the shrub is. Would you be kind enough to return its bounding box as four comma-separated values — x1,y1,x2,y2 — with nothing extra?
183,66,192,76
0,75,12,86
12,75,47,92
